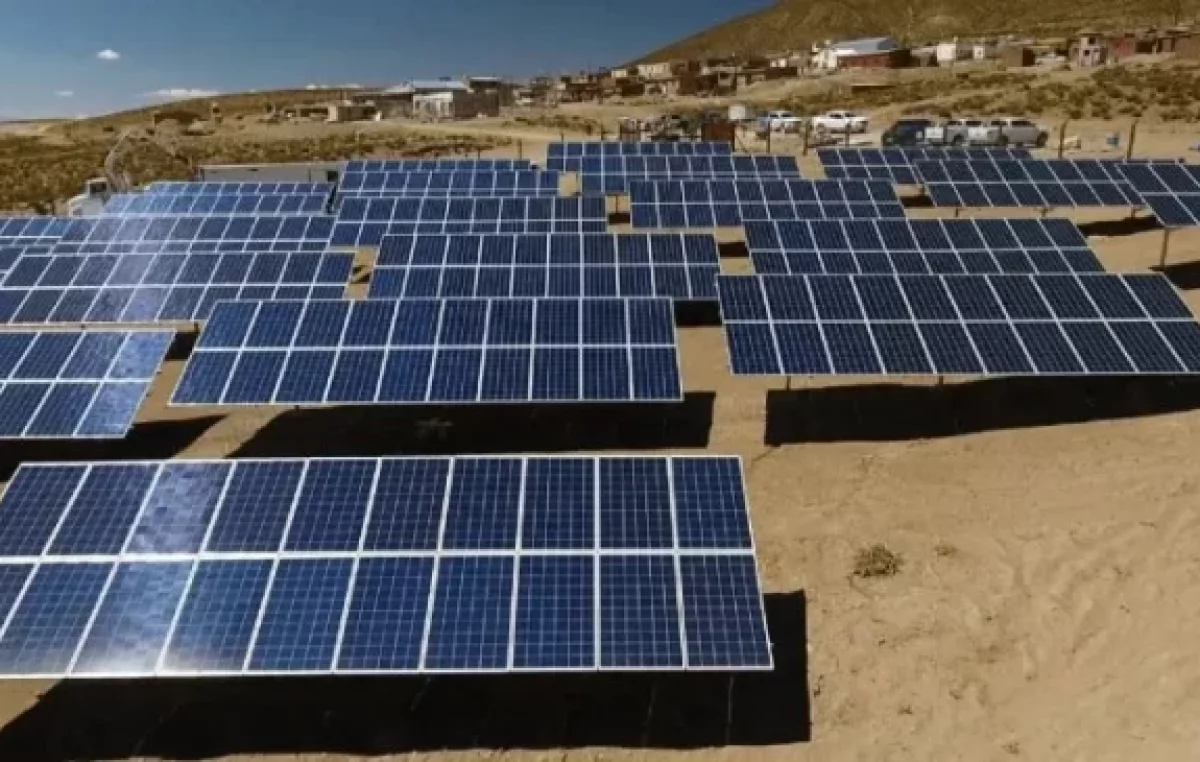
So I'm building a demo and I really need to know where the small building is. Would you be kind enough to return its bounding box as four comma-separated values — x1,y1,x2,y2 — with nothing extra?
998,45,1036,67
609,66,637,79
412,90,500,120
465,76,514,107
640,59,697,79
327,103,376,123
812,37,902,70
973,42,998,60
935,40,971,64
1070,32,1109,67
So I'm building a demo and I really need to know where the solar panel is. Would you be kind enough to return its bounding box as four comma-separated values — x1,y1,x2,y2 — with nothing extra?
369,233,720,301
745,218,1104,275
0,454,768,677
0,330,172,438
330,197,608,247
345,159,532,172
0,245,50,277
0,218,73,245
48,215,337,255
573,155,803,195
0,251,352,325
1118,162,1200,226
102,193,331,216
630,179,906,228
145,182,335,196
173,297,682,405
915,159,1143,207
336,171,560,198
819,147,1031,184
547,141,733,161
717,273,1200,375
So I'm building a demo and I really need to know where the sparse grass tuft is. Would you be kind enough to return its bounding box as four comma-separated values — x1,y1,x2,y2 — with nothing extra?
934,542,959,558
853,544,903,579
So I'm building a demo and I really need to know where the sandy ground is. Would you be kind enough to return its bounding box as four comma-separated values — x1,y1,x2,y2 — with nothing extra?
0,112,1199,762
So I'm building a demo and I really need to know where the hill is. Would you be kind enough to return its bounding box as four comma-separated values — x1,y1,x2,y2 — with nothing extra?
640,0,1190,61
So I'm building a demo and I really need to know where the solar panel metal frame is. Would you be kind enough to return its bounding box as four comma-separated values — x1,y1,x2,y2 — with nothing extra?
0,218,73,245
629,179,906,228
547,141,734,160
345,159,532,172
0,251,354,325
368,233,721,301
0,329,174,439
819,146,1033,183
744,218,1105,275
102,193,331,216
171,296,684,405
717,273,1200,376
144,182,335,196
0,454,771,677
330,197,609,247
48,215,337,255
915,158,1144,208
336,171,561,198
571,155,803,196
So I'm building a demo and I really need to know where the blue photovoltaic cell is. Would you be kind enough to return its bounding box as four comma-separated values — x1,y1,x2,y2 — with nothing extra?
337,556,433,671
162,560,273,673
370,232,720,301
547,141,732,159
424,555,513,671
103,193,330,216
71,561,192,675
630,179,906,228
916,158,1143,208
127,463,232,554
363,459,449,551
0,330,171,439
145,182,335,196
248,558,353,672
0,563,111,674
570,154,802,195
818,147,1031,184
0,455,769,676
336,170,560,198
679,555,771,669
600,555,683,668
522,457,594,550
719,273,1200,376
284,460,375,552
173,297,682,404
47,215,337,256
599,458,673,549
512,555,594,669
345,159,532,172
441,458,521,550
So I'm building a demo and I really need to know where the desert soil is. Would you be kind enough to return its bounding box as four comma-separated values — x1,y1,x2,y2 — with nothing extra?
0,109,1198,762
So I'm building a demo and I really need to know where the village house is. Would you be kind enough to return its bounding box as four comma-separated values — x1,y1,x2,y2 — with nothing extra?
812,37,907,70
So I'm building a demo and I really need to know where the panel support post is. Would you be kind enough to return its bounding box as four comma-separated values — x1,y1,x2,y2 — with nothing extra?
785,376,792,391
517,140,523,161
725,674,736,746
952,207,961,219
1160,227,1173,268
1126,119,1139,161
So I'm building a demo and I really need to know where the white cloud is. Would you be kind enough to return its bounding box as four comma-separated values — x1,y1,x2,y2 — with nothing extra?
96,49,121,61
55,90,75,98
145,88,221,100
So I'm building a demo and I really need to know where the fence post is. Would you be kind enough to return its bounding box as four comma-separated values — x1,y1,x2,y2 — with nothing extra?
1058,120,1069,158
1126,119,1138,160
518,140,523,161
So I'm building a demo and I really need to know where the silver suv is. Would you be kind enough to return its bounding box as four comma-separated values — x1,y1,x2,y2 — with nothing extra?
970,118,1049,147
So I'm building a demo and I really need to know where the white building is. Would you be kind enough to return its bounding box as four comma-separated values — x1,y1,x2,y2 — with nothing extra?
973,43,998,60
811,37,900,70
936,40,972,64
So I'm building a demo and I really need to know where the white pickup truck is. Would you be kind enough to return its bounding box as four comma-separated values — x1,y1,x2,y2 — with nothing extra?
811,110,869,134
763,110,806,133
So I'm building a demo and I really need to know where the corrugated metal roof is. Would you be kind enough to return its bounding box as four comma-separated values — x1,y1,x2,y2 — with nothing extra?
832,37,899,54
385,79,470,94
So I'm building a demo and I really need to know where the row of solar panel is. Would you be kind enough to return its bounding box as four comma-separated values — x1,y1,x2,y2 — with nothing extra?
0,456,754,556
3,252,354,291
631,201,905,228
336,171,560,196
0,218,72,242
718,274,1200,375
145,182,335,196
629,179,899,205
344,159,532,172
375,233,719,267
817,147,1034,166
102,193,331,216
0,284,347,326
1120,164,1200,226
744,218,1089,254
369,264,718,301
0,551,770,675
0,246,50,275
548,155,801,175
49,216,336,248
750,249,1102,277
924,181,1142,208
330,199,609,246
0,331,172,439
174,298,680,404
547,141,733,157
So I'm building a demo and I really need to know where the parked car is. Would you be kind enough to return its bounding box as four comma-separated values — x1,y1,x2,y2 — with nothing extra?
812,110,869,134
764,110,805,132
925,118,984,146
968,117,1049,147
881,118,935,146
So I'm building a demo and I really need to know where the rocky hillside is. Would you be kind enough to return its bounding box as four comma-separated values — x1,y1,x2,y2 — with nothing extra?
640,0,1189,60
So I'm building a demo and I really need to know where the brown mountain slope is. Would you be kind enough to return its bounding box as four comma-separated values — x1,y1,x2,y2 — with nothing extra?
641,0,1188,60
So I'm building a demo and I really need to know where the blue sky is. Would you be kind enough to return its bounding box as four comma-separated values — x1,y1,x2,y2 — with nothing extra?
0,0,768,119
